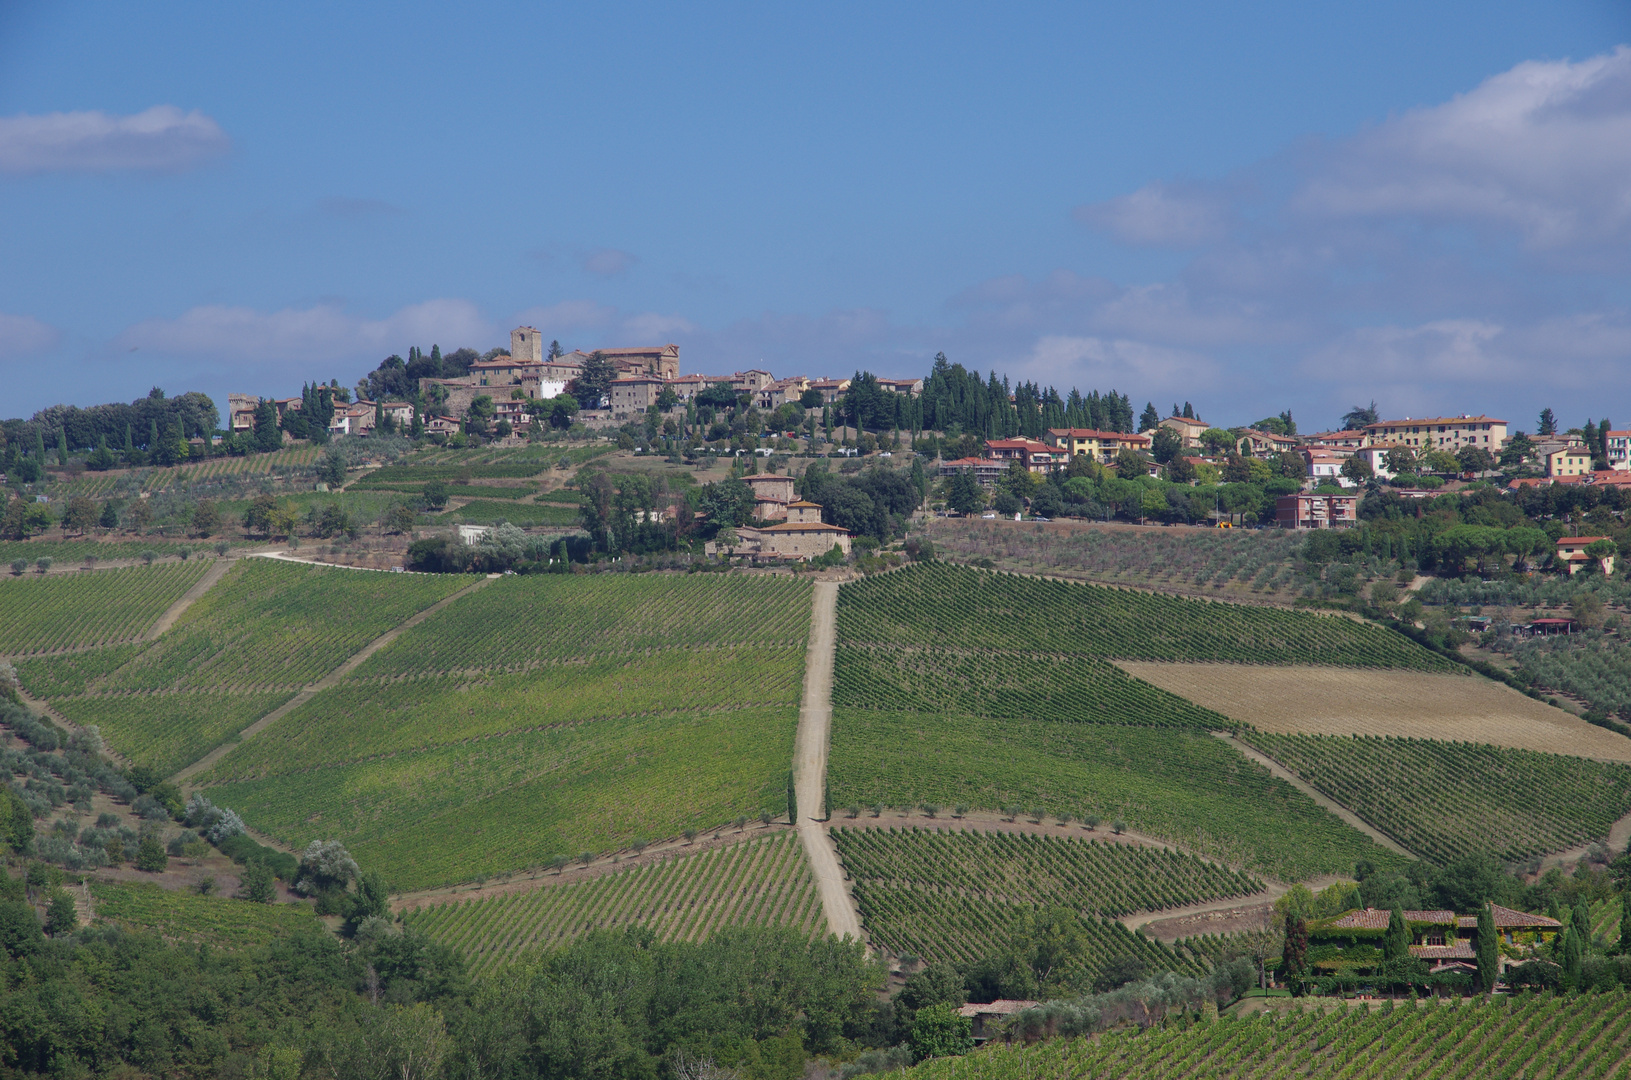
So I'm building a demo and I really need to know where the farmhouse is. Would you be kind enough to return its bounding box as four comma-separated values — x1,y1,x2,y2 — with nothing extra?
958,999,1040,1043
1312,905,1561,975
1556,535,1615,576
710,500,852,560
743,473,798,521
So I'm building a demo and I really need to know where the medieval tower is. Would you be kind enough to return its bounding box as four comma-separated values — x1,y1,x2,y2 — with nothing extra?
510,325,543,364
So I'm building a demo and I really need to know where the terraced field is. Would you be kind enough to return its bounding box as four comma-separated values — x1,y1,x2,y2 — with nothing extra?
89,881,323,948
403,831,823,972
1243,732,1631,864
828,711,1404,882
905,993,1631,1080
0,560,213,655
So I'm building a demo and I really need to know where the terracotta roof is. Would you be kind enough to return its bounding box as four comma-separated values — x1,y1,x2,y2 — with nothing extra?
1324,908,1456,930
1047,428,1148,441
941,456,1000,467
741,473,790,481
758,521,850,534
957,999,1040,1018
1366,416,1507,427
1488,904,1561,929
1411,942,1475,960
1556,536,1611,548
786,499,823,508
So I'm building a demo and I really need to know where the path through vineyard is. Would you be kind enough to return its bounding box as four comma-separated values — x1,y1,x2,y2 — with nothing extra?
142,556,236,640
795,580,865,941
1217,733,1416,858
170,574,497,785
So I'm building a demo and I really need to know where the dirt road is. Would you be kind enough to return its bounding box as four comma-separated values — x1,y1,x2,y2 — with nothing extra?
172,574,496,784
144,556,233,640
793,581,865,942
1216,732,1417,859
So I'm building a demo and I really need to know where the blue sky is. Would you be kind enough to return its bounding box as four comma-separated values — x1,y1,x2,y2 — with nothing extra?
3,1,1629,432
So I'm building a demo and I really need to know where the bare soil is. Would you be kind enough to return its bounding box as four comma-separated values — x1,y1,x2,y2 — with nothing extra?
1118,662,1631,762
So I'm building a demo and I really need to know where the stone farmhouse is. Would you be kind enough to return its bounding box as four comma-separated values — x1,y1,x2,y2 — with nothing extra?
708,499,852,561
743,472,798,521
1312,904,1561,977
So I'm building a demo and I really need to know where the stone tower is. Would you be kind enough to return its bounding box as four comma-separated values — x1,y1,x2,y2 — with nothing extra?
510,326,543,364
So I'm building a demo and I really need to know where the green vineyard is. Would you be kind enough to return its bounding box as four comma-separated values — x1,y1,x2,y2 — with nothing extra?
211,647,803,779
851,881,1198,975
1243,732,1631,863
828,711,1404,883
837,564,1450,668
833,646,1229,729
905,994,1631,1080
89,881,323,949
352,573,811,677
71,559,475,693
140,444,323,490
0,560,212,656
53,690,295,775
436,499,580,526
202,706,798,891
403,831,824,973
832,828,1262,918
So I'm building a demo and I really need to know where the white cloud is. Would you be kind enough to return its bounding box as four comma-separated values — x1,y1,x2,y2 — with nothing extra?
1292,46,1631,251
1074,182,1233,247
116,299,492,362
0,313,60,356
511,300,617,335
1019,335,1218,393
580,248,638,276
619,312,697,340
0,106,229,174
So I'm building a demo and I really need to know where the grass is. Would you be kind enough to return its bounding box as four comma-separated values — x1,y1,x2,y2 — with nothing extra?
199,706,799,891
52,690,295,775
0,560,213,655
403,831,823,973
1242,732,1631,864
89,880,322,949
838,563,1450,669
904,993,1631,1080
827,710,1406,883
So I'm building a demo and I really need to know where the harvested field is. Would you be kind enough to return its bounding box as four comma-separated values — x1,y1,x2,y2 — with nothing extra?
1117,662,1631,762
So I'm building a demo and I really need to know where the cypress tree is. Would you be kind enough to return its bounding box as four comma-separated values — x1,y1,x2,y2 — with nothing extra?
149,418,160,451
123,424,134,457
1476,903,1498,994
1384,905,1410,962
34,428,45,461
1563,927,1584,990
55,429,68,466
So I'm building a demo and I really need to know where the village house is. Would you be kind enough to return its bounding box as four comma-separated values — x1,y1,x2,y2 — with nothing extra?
1556,535,1615,576
807,378,852,405
757,377,811,411
1547,444,1593,478
1364,415,1508,452
1236,428,1299,457
875,376,925,397
1276,492,1358,529
1043,428,1152,464
607,376,668,414
938,456,1008,486
424,414,461,436
1158,415,1210,449
1301,447,1351,487
1352,443,1401,480
558,344,681,379
226,393,260,434
1301,429,1368,452
984,437,1066,474
1604,430,1631,471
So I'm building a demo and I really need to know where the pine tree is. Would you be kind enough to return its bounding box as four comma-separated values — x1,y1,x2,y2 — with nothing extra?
1538,407,1557,436
1183,402,1195,419
1138,402,1160,432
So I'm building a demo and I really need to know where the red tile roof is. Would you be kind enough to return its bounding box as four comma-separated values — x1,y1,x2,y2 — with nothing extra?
1411,942,1475,960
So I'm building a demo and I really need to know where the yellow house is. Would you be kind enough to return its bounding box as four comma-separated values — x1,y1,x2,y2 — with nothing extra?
1044,428,1151,463
1547,445,1592,477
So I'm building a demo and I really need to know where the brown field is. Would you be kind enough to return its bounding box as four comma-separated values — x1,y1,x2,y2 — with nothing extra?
1117,662,1631,763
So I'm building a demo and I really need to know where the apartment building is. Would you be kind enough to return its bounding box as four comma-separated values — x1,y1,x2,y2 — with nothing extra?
1364,415,1507,451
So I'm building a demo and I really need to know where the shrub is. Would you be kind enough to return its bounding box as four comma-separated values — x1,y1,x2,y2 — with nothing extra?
135,834,168,872
241,861,276,903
